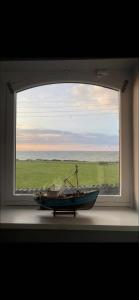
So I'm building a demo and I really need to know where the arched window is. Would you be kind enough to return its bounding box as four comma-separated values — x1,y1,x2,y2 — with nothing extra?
1,59,134,206
16,83,120,196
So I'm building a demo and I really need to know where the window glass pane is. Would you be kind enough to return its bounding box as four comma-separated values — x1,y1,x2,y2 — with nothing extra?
16,83,120,195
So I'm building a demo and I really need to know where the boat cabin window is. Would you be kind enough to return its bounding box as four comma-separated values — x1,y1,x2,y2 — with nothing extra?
15,83,120,196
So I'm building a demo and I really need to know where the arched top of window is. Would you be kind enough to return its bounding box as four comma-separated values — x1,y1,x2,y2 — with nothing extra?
17,82,119,94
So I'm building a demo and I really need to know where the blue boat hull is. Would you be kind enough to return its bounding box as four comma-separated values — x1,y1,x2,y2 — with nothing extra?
34,190,99,210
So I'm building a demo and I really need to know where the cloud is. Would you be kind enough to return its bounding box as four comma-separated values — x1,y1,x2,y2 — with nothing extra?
71,84,119,113
16,84,119,150
17,83,119,117
16,128,119,147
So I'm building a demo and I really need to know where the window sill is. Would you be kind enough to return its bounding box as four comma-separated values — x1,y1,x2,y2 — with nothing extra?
1,206,138,233
1,206,138,242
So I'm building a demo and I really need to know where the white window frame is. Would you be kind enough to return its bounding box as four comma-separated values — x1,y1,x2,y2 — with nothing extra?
0,60,134,207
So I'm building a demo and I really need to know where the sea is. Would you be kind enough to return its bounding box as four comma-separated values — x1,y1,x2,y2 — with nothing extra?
16,151,119,162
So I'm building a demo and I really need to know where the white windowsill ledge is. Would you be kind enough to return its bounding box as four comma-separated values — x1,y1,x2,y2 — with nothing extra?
1,206,138,231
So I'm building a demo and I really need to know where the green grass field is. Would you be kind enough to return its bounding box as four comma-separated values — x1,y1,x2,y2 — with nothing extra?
16,160,119,189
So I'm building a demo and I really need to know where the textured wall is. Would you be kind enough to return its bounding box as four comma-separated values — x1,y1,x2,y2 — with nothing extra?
133,65,139,211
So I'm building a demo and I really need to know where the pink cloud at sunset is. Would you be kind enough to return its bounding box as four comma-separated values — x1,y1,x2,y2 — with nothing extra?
16,143,118,152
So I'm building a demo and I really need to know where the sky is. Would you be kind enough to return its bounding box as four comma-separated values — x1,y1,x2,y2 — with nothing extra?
16,83,119,151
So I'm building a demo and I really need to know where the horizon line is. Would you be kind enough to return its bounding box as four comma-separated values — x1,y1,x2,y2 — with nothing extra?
16,149,119,152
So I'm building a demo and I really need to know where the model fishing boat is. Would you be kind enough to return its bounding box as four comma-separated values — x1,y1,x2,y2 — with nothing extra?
34,165,99,213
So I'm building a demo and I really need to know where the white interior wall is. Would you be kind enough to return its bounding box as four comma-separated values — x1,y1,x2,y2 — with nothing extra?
133,64,139,211
0,59,139,210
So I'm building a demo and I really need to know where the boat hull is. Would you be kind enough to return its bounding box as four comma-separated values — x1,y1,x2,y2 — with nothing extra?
34,190,99,210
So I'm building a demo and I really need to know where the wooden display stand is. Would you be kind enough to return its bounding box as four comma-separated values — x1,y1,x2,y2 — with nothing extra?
53,210,76,217
39,206,76,217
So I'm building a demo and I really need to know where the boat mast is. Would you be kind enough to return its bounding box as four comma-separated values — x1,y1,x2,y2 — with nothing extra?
75,164,79,189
